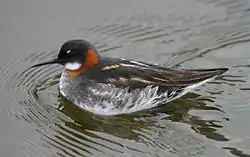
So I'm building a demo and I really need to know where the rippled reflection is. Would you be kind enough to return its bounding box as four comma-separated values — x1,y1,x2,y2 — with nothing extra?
2,41,248,157
2,8,250,155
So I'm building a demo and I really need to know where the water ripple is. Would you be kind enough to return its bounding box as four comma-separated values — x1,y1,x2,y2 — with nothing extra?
1,10,250,156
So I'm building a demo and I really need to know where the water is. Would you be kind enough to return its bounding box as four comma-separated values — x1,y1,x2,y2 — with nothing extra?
1,0,250,156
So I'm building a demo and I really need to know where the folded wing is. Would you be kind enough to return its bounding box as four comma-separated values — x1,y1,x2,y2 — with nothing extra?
99,59,228,89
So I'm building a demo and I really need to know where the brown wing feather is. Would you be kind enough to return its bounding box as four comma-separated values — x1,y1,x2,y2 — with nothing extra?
98,59,228,89
148,68,228,86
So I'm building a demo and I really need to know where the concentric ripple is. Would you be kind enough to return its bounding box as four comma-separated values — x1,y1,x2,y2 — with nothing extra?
0,48,227,156
2,8,250,156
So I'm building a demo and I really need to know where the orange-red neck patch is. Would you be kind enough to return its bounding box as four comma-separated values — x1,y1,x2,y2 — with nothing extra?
65,49,99,77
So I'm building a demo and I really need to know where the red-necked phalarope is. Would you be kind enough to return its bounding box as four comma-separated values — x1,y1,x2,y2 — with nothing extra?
31,39,228,116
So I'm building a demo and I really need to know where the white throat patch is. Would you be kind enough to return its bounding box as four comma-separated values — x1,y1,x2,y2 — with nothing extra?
65,62,82,70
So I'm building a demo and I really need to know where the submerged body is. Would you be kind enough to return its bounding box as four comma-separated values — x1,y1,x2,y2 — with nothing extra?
31,40,228,115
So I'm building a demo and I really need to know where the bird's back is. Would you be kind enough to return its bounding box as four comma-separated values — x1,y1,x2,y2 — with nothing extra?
83,57,228,91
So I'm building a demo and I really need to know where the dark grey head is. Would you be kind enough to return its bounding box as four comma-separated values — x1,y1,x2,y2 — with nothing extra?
31,39,99,71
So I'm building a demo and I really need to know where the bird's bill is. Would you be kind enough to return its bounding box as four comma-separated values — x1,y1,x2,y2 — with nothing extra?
30,58,61,68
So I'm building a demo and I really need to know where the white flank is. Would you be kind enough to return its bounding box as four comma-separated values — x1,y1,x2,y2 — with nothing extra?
65,62,82,70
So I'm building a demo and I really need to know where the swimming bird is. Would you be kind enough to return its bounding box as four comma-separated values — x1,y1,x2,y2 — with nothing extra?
31,39,228,115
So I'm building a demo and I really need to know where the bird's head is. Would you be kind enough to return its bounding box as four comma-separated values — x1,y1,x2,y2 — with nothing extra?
31,40,99,76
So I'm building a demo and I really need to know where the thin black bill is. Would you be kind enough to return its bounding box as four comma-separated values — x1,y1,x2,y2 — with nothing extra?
30,58,61,68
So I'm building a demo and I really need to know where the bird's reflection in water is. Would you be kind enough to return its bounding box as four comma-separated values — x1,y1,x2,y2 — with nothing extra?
57,91,229,142
159,93,229,142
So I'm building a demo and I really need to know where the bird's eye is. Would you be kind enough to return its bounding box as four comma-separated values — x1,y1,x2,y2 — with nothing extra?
66,50,71,54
